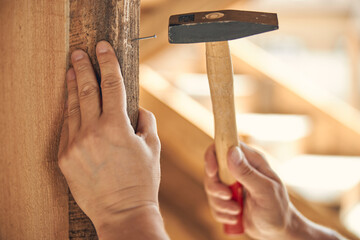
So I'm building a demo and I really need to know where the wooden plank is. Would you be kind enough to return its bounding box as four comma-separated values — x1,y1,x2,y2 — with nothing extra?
139,65,359,240
0,0,69,239
139,0,244,62
69,0,140,238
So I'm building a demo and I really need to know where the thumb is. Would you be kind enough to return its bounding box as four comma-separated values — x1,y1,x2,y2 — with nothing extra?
227,146,271,193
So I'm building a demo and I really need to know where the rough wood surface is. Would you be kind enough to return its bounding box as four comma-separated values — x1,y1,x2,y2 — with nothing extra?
69,0,140,238
0,0,69,239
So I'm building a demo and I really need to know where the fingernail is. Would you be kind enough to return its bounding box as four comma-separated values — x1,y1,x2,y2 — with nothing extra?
72,50,84,61
219,192,232,200
97,41,109,53
230,206,241,214
230,146,243,164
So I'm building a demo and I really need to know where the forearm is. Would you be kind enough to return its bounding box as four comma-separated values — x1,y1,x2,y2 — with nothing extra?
282,207,345,240
93,205,170,240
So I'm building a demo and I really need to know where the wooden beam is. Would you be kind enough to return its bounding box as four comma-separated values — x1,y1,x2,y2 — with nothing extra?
69,0,140,238
346,22,360,109
139,0,244,62
140,65,359,240
229,39,360,155
70,0,140,128
140,65,214,181
0,0,69,239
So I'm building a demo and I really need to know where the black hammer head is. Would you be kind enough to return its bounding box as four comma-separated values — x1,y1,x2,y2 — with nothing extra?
169,10,278,44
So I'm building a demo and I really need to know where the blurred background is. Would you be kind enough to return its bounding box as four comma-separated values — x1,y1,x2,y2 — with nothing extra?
139,0,360,239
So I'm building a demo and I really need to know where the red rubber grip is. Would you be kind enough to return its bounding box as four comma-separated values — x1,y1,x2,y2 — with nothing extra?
224,182,244,235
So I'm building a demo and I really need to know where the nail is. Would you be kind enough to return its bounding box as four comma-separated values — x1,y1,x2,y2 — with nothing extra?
97,42,109,53
72,50,84,61
229,206,241,214
219,192,232,200
230,146,243,165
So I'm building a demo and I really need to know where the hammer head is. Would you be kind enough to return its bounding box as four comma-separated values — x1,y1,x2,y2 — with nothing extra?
169,10,278,44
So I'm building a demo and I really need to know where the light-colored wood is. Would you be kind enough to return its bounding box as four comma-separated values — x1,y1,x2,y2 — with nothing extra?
139,65,359,240
140,65,214,181
69,0,140,237
230,39,360,155
0,0,69,239
340,182,360,220
206,41,238,185
346,23,360,109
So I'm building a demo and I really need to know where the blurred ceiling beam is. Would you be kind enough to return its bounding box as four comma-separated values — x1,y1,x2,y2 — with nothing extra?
229,39,360,155
139,0,246,62
346,23,360,109
231,0,354,15
139,65,359,240
348,2,360,110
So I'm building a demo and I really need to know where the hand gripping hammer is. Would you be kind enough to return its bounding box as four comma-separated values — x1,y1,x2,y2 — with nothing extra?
168,10,278,235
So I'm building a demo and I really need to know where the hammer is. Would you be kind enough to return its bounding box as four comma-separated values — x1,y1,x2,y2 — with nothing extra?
168,10,278,235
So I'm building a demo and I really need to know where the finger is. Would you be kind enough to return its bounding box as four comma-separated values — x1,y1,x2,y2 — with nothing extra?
136,108,160,149
211,210,238,225
204,144,218,177
136,108,157,136
71,50,101,126
208,196,241,215
227,146,272,193
58,99,69,157
240,143,280,181
96,41,127,117
204,177,232,200
66,68,81,142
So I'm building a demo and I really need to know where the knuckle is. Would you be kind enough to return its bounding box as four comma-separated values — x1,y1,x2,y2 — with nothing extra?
262,180,278,195
75,61,91,74
63,107,69,120
79,83,99,99
81,129,98,145
67,85,78,95
58,153,69,170
68,101,80,117
101,74,122,90
98,53,115,65
238,163,254,178
144,109,156,119
149,134,161,150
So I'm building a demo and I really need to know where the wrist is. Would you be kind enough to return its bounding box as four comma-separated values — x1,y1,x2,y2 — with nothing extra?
281,206,341,240
93,204,168,240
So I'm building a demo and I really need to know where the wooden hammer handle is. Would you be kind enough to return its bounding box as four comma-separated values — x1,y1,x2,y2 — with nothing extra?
206,41,244,234
206,41,238,184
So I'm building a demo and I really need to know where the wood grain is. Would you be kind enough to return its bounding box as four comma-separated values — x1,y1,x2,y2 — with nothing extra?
0,0,69,239
69,0,140,238
206,41,238,185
